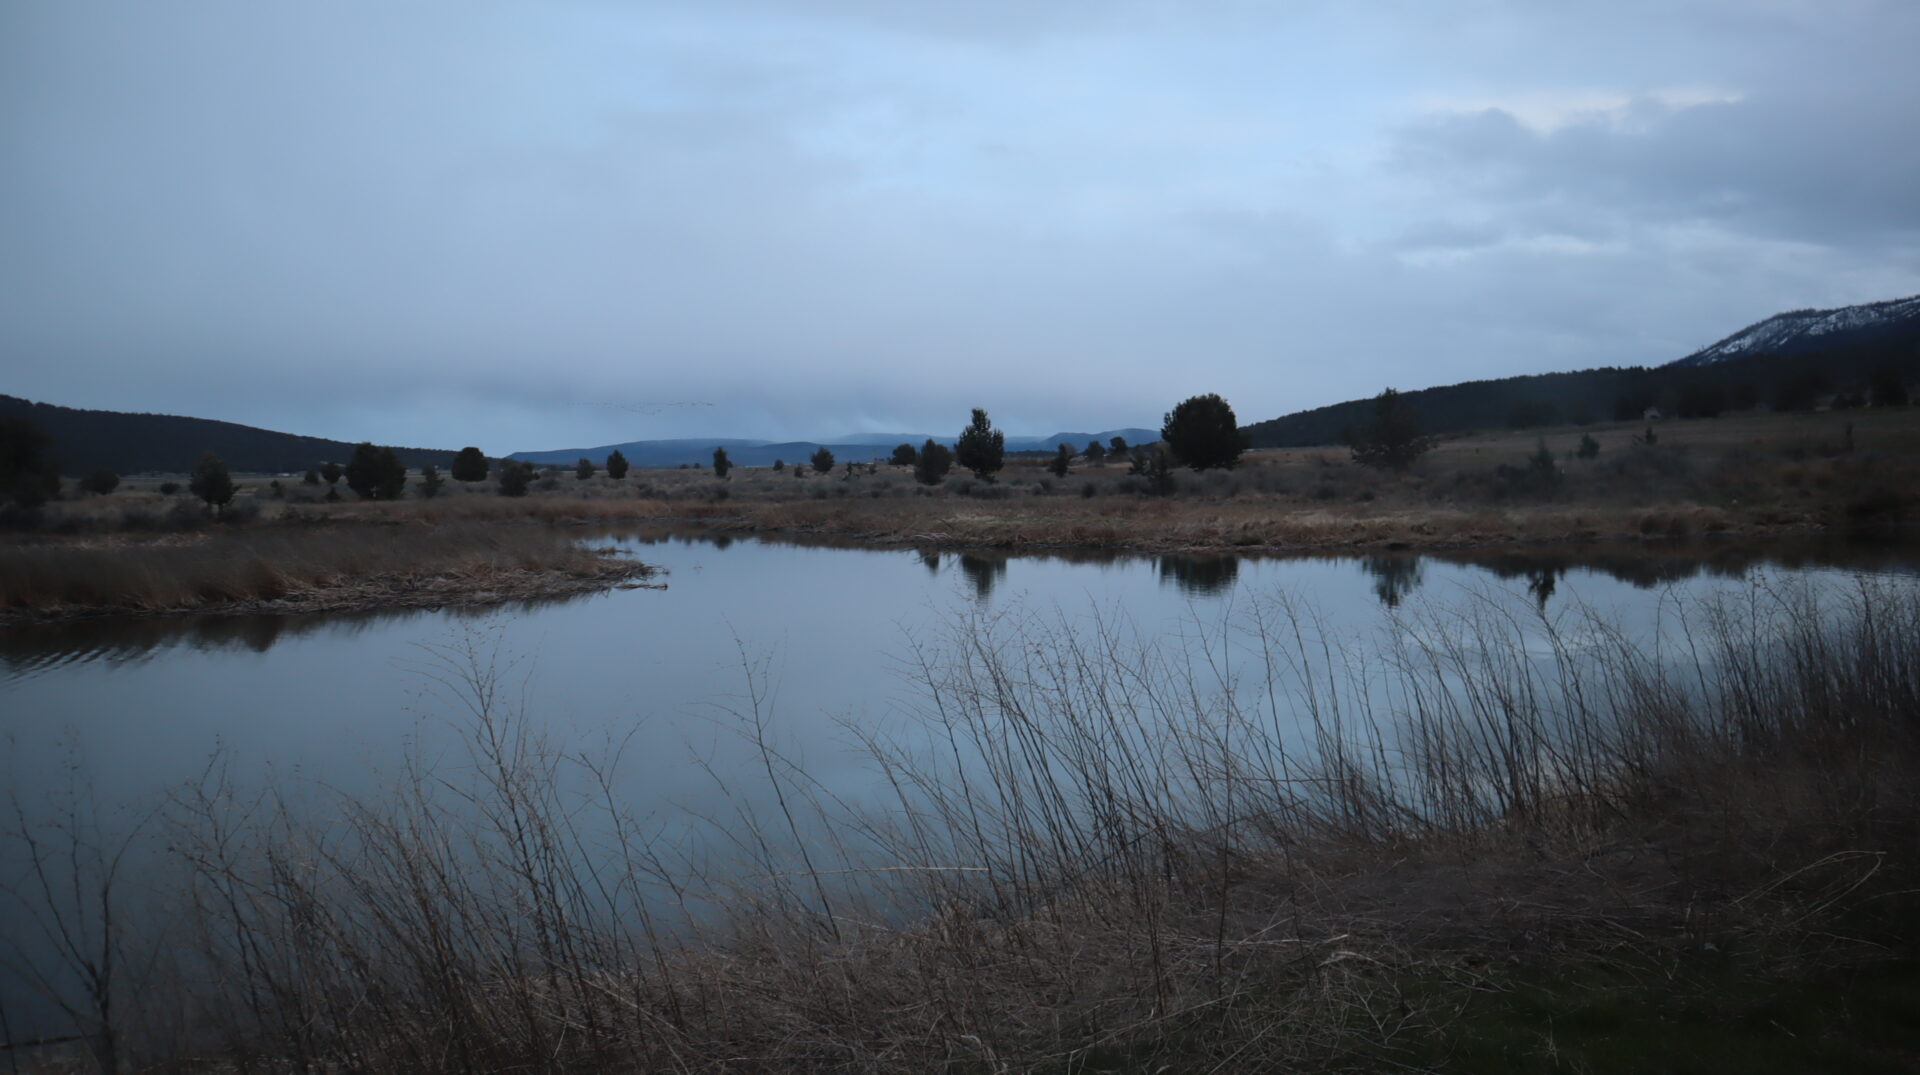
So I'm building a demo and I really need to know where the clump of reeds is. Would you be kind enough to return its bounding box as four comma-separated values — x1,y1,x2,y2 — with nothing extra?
5,576,1918,1070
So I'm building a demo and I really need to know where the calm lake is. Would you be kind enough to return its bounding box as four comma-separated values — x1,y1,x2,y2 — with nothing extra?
3,531,1919,1042
5,532,1917,815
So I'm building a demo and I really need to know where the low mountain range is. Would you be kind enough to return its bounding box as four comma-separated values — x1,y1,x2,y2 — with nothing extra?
9,293,1915,475
1244,293,1919,448
507,429,1161,469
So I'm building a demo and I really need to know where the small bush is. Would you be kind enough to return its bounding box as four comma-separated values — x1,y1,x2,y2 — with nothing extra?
80,468,121,495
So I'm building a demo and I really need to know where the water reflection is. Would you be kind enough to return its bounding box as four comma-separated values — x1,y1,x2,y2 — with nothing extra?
1157,555,1241,597
957,553,1007,600
1360,555,1425,608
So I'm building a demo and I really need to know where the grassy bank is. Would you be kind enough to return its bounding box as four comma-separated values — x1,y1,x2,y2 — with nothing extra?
5,410,1913,623
0,522,652,623
6,576,1917,1071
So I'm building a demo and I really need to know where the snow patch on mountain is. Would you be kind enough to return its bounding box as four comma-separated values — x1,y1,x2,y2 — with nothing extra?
1670,294,1920,367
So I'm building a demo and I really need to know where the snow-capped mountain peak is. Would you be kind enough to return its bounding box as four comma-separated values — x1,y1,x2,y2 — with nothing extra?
1669,294,1920,367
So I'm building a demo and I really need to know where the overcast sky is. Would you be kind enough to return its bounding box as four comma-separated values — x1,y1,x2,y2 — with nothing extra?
4,1,1918,453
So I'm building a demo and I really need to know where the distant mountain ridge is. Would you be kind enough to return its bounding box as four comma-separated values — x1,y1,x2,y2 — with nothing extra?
1669,294,1920,367
0,394,459,476
508,429,1160,469
1246,293,1920,448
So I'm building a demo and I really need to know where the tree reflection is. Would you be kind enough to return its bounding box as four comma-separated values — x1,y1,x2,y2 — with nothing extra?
957,554,1007,601
1360,555,1425,608
1156,555,1241,597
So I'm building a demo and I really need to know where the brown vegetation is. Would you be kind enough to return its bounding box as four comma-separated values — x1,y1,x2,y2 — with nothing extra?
0,523,652,623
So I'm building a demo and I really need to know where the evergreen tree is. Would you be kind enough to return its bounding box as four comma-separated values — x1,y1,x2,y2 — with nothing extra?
810,446,835,476
576,457,596,480
345,442,407,499
1108,435,1128,456
451,446,489,482
0,418,61,507
1348,388,1433,471
772,459,785,472
80,468,120,495
498,460,533,497
713,446,732,478
1084,440,1107,465
914,439,952,484
302,468,320,485
955,408,1004,480
1048,443,1072,477
190,452,237,516
1870,365,1910,408
418,463,444,498
320,461,344,486
891,443,918,467
1160,393,1246,470
606,449,630,479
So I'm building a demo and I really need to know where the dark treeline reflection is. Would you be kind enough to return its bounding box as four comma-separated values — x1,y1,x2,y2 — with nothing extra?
1157,555,1241,597
0,594,597,679
7,530,1916,671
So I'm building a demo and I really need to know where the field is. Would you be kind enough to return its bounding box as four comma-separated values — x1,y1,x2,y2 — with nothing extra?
3,408,1913,622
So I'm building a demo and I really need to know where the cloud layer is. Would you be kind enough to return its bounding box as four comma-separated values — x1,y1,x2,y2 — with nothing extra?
3,1,1917,451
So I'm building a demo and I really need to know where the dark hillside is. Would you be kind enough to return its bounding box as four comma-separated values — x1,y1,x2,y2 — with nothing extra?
0,395,460,475
1246,333,1919,448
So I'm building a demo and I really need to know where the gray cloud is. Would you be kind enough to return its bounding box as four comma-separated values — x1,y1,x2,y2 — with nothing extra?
3,1,1918,452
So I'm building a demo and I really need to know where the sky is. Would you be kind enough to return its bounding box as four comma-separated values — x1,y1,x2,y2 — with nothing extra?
4,1,1918,454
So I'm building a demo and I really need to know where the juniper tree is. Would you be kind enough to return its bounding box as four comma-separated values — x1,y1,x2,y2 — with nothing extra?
1048,443,1072,478
810,447,835,476
190,452,237,516
891,443,918,467
713,446,732,478
606,449,630,479
955,408,1004,480
576,457,596,480
1160,393,1245,470
345,442,407,500
451,446,488,482
914,439,953,484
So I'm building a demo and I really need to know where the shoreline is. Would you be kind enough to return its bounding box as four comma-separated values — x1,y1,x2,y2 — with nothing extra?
4,508,1905,628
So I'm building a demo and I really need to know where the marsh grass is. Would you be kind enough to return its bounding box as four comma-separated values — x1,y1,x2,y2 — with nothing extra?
0,523,646,618
6,575,1919,1070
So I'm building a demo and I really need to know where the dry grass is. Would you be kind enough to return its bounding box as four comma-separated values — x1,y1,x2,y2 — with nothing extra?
6,575,1918,1071
0,522,650,621
16,409,1916,563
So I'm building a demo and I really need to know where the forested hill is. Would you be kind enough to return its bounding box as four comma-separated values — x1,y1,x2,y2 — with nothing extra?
1244,322,1920,449
0,395,459,476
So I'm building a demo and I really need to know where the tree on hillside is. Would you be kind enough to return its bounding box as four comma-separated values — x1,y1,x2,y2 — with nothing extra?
891,443,918,467
345,442,407,500
190,452,237,516
1871,365,1910,408
1161,393,1246,470
451,446,488,482
576,457,596,480
914,439,952,484
713,446,732,478
1084,440,1107,465
498,460,534,497
955,408,1004,480
606,449,630,479
810,447,835,476
1349,388,1433,471
1,417,62,507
